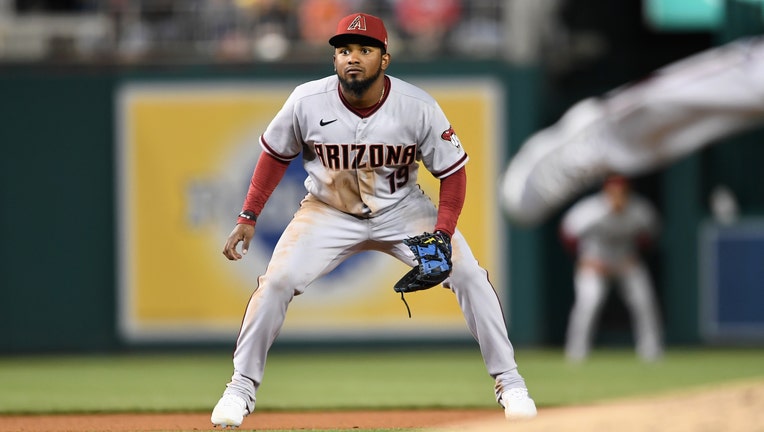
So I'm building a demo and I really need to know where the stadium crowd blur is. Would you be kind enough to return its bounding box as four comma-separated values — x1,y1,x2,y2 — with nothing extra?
0,0,510,63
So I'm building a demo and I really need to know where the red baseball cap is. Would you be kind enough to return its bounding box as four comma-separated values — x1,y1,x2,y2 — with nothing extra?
328,13,388,51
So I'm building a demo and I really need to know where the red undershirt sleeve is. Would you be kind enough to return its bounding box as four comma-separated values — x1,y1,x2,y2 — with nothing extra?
237,152,290,225
559,225,579,255
434,166,466,238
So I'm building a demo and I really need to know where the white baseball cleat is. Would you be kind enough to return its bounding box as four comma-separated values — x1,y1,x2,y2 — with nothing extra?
211,393,248,428
500,388,538,420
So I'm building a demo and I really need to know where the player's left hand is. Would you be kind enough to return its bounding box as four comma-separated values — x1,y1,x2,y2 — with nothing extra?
223,224,255,261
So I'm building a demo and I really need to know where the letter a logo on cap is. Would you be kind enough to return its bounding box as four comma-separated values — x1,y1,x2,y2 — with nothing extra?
329,13,387,50
347,15,366,31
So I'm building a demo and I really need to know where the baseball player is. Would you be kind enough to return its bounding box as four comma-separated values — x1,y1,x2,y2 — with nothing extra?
560,175,663,363
210,12,537,428
500,35,764,227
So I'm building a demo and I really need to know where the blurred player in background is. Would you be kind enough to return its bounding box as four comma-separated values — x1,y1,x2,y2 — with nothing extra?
500,35,764,227
559,175,663,363
209,12,537,428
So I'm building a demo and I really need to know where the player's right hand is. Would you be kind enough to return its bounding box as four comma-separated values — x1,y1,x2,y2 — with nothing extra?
223,224,255,261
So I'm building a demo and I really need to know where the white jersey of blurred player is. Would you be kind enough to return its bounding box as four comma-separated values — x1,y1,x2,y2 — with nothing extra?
500,35,764,226
560,176,663,362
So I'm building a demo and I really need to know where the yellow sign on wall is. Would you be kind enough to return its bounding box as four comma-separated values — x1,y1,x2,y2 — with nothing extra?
117,79,506,342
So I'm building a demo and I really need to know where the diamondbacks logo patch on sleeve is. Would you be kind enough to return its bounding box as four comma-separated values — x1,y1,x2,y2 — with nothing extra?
441,126,462,148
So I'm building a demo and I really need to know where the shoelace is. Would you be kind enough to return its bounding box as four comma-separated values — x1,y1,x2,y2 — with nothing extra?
399,291,412,318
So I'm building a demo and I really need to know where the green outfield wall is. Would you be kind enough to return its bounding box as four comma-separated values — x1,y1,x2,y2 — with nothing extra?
1,58,763,353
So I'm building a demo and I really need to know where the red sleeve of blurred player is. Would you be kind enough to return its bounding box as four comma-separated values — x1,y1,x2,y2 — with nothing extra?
636,231,654,252
559,225,579,255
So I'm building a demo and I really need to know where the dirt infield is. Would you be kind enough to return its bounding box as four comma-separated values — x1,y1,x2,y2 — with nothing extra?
1,379,762,432
435,379,764,432
0,409,502,432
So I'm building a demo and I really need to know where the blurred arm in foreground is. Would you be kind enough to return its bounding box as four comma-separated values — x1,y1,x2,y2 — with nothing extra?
500,36,764,227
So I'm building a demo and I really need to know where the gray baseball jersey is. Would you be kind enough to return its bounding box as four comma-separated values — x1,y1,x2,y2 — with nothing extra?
561,191,659,266
260,74,467,216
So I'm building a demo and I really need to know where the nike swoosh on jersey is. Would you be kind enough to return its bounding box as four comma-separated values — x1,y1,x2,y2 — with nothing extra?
319,118,338,126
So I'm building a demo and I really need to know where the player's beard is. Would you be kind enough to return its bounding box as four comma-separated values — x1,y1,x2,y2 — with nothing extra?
338,66,383,99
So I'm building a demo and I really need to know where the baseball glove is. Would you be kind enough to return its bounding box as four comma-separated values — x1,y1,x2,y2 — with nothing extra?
394,231,453,317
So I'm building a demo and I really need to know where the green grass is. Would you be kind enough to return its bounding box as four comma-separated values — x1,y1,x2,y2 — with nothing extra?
518,347,764,406
0,347,763,415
